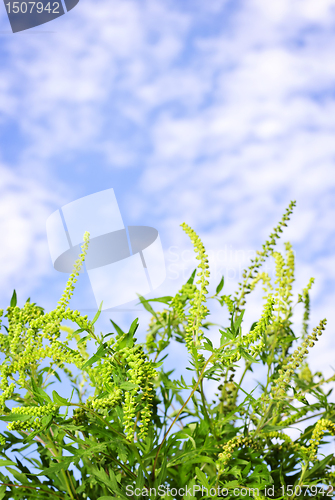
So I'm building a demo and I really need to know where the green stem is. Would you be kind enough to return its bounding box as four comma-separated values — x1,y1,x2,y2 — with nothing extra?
231,361,250,408
151,343,230,480
71,403,129,443
46,430,78,500
290,462,308,500
253,401,276,437
199,377,217,438
60,426,139,485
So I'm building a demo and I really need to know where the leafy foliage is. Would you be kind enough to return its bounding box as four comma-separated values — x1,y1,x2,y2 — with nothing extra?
0,201,335,499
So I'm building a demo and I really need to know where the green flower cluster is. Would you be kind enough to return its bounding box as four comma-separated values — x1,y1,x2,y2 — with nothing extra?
234,200,296,313
309,418,335,462
0,364,16,412
298,277,315,338
0,236,91,418
145,287,197,355
10,403,57,416
0,234,92,414
86,388,123,411
120,344,157,441
77,321,158,441
56,231,90,311
263,431,308,456
282,403,311,427
180,223,210,351
272,242,295,319
170,283,198,325
72,407,87,426
249,271,273,294
0,229,159,444
217,426,317,476
217,376,237,416
241,295,275,358
271,319,327,399
217,434,262,473
145,311,169,354
219,294,234,313
0,433,5,447
7,403,58,431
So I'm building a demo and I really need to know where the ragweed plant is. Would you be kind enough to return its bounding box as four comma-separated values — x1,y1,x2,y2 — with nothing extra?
0,201,335,500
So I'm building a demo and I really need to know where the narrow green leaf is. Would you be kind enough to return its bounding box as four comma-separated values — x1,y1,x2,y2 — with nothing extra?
187,268,197,285
138,296,173,305
136,294,158,318
110,319,125,337
40,414,54,432
304,453,334,479
35,456,75,475
216,276,224,295
77,334,89,345
120,382,139,391
0,414,31,422
10,289,17,307
91,301,103,326
156,457,167,488
30,378,52,405
81,353,100,370
195,467,209,488
201,343,214,352
262,424,286,433
0,459,17,466
249,321,258,332
128,317,139,337
203,336,213,348
102,332,114,340
52,370,62,383
219,328,234,345
135,465,145,496
233,309,245,336
5,467,30,486
81,343,110,370
152,360,164,368
238,346,258,363
52,390,69,406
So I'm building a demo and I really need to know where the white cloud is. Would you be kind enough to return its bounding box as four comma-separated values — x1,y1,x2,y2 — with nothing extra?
0,163,71,304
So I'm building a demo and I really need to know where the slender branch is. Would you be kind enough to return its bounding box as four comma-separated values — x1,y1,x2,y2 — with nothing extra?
157,406,184,429
151,336,237,480
152,349,217,480
45,429,78,500
199,377,217,439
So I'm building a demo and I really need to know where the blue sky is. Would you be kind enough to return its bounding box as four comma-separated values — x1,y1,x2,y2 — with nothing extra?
1,0,335,478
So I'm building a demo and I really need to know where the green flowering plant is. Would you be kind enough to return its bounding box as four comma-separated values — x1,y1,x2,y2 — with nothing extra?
0,201,335,499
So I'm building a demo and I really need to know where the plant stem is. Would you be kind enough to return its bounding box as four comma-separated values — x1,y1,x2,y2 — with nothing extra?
152,347,220,480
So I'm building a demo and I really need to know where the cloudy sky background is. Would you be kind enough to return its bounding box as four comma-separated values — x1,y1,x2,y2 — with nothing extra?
1,0,335,482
